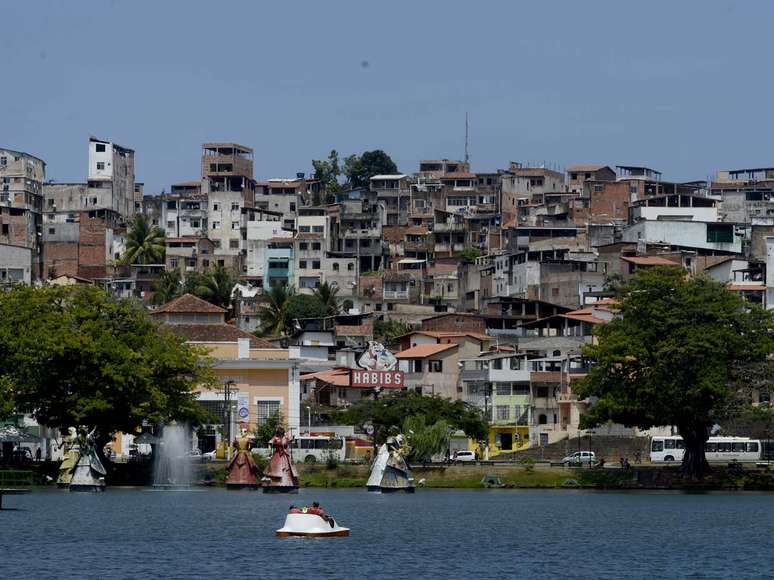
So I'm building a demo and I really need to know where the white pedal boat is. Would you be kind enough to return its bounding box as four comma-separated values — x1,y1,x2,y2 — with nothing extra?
275,513,350,537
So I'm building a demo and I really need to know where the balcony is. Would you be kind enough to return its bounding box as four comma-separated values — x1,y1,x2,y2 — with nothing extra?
460,369,488,382
343,228,381,238
383,289,409,300
433,222,465,233
434,243,465,253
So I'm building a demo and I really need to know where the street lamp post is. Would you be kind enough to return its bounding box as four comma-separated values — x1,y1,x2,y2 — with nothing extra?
223,380,236,461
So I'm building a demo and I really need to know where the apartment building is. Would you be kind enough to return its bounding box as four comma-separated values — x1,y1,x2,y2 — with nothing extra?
0,147,46,279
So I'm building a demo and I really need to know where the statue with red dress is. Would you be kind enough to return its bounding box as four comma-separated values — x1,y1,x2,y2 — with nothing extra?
262,426,299,493
225,428,259,489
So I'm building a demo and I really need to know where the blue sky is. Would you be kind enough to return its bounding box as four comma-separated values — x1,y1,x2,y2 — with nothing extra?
1,0,771,192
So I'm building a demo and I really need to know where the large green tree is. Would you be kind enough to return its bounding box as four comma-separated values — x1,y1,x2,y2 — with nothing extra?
285,294,328,327
0,285,215,452
343,150,398,188
190,265,236,310
338,391,487,445
151,268,183,305
576,266,774,475
312,281,340,317
121,214,166,265
312,149,342,194
257,283,296,336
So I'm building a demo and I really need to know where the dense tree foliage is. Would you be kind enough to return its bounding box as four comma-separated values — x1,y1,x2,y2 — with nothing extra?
343,150,398,188
338,391,487,444
189,265,236,309
257,283,295,336
312,281,340,317
0,285,215,448
121,215,166,265
373,319,415,347
402,415,450,462
312,150,342,194
285,294,328,325
151,268,183,305
576,266,774,475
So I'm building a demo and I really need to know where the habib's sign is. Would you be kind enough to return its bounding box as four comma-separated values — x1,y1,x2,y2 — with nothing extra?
352,341,404,388
351,369,404,388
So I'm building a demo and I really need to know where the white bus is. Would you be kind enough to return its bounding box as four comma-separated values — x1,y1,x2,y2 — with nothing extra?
255,435,346,464
650,436,761,463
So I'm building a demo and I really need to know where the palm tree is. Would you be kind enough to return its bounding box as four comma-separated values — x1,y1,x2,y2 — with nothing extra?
151,268,182,305
121,215,166,265
258,283,295,336
312,281,340,317
192,265,236,309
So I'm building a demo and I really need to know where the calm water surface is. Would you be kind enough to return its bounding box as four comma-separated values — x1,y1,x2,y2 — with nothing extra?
1,488,773,579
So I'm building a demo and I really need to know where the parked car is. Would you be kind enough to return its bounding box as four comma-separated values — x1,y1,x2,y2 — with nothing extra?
452,450,477,463
561,451,596,465
12,447,33,462
185,449,202,461
201,450,217,462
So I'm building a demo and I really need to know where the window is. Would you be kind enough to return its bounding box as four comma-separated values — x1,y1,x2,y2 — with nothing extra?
213,240,221,249
707,223,733,244
538,414,547,425
231,202,239,212
299,260,307,269
493,358,503,370
48,227,55,235
705,442,717,452
229,239,239,249
289,203,296,212
495,383,510,395
748,442,759,453
312,260,320,269
429,360,443,373
629,184,638,195
312,225,324,233
299,226,311,233
510,357,521,370
652,440,664,452
347,263,354,271
95,143,106,152
170,258,178,269
96,162,105,170
717,442,732,452
231,221,238,230
332,263,339,271
212,221,220,229
664,439,675,450
256,400,281,425
299,242,308,250
496,406,509,421
1,224,8,235
191,219,201,228
594,184,603,193
413,360,422,372
0,157,6,166
213,203,220,211
312,242,321,251
217,259,225,267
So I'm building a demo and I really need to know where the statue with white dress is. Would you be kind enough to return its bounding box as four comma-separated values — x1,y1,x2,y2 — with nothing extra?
68,426,107,492
367,433,415,493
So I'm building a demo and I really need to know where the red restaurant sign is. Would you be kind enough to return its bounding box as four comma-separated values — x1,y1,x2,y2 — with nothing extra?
350,369,405,388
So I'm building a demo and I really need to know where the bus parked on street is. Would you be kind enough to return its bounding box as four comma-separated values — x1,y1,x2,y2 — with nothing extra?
650,436,761,463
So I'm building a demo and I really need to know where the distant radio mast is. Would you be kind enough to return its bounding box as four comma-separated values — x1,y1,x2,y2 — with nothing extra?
464,112,469,164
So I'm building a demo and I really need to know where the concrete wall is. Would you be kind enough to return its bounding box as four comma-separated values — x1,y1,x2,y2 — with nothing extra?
0,243,31,284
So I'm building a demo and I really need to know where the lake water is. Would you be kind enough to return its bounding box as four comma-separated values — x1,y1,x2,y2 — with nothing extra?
1,488,773,579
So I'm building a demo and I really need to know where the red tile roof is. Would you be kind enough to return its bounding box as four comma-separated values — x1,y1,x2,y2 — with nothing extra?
300,368,351,387
396,343,458,359
405,226,430,236
728,284,766,291
335,323,373,337
405,330,492,343
567,164,606,173
163,323,278,348
152,293,226,315
620,256,680,266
